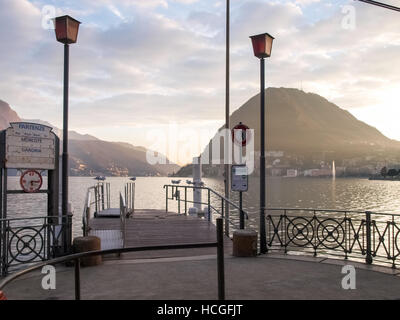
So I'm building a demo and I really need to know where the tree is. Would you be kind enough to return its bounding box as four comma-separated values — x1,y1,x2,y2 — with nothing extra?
381,166,387,178
387,169,398,178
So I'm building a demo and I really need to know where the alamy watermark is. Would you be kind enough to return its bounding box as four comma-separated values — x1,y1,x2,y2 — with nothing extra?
41,265,56,290
341,265,356,290
341,5,356,30
41,5,56,30
145,123,255,173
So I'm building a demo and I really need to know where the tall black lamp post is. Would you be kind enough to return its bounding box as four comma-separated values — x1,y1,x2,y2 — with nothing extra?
250,32,274,254
54,15,80,247
224,0,230,237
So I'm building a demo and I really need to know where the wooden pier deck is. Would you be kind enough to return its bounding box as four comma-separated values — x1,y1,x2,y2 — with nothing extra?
88,209,232,260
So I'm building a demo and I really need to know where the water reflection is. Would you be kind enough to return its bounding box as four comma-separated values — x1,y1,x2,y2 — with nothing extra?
5,176,400,238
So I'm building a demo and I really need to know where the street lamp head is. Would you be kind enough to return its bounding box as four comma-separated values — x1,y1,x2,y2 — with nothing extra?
54,15,81,44
250,33,274,59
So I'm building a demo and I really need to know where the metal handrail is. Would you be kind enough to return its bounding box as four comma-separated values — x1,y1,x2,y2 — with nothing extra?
82,190,91,236
124,182,135,214
1,214,73,276
164,184,248,237
82,183,111,236
164,184,248,218
119,192,126,248
264,208,400,268
0,218,225,300
265,207,400,217
0,215,71,222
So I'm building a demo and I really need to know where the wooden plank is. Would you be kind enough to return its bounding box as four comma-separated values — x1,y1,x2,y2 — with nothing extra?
95,208,120,217
89,209,232,259
89,229,123,250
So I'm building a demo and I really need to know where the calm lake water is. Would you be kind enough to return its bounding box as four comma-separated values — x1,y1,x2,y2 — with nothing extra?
5,176,400,238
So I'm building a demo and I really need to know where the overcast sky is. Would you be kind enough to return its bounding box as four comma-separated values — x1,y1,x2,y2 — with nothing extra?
0,0,399,165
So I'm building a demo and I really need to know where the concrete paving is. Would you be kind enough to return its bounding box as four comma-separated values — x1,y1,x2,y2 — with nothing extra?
4,254,400,300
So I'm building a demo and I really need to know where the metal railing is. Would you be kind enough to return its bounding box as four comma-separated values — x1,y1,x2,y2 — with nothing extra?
0,218,225,300
82,182,110,236
0,215,72,276
82,191,91,237
83,188,127,248
163,186,400,268
265,208,400,268
90,182,110,214
119,192,126,248
163,185,248,237
124,182,135,215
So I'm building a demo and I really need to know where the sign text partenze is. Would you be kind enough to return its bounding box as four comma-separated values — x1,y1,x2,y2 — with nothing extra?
2,122,57,170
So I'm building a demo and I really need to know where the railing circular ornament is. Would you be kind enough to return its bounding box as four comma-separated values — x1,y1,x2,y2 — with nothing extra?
286,217,314,246
317,218,345,249
8,227,44,263
394,226,400,258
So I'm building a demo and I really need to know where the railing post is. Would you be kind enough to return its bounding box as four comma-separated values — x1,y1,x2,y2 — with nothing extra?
46,217,51,259
74,258,81,300
208,189,211,222
224,199,229,238
101,184,105,210
222,199,229,237
128,184,130,210
132,183,135,213
165,186,168,212
216,217,225,300
365,211,373,264
130,184,132,210
1,220,7,277
185,187,187,215
85,207,90,237
107,183,111,209
94,186,98,214
124,185,127,209
177,189,180,214
239,191,244,230
67,214,73,254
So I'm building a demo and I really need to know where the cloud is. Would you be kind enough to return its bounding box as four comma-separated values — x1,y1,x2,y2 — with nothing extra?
0,0,400,164
82,0,169,9
107,4,126,21
295,0,320,5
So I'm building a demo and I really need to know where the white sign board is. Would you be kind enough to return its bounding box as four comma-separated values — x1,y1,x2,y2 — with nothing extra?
231,165,248,192
4,122,56,170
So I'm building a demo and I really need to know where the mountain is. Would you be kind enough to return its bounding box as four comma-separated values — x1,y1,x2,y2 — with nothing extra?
23,119,99,141
0,100,21,128
0,101,180,176
228,87,398,153
175,88,400,176
68,140,179,176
